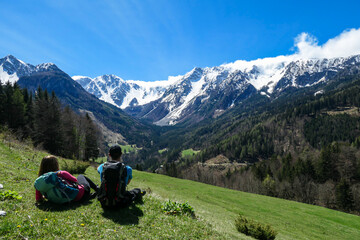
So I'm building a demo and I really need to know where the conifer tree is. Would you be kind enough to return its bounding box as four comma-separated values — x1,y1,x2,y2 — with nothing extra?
61,106,80,159
336,179,354,211
84,113,100,161
0,81,5,124
44,91,63,155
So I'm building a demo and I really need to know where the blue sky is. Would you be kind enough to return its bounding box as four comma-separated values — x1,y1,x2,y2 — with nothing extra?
1,0,360,81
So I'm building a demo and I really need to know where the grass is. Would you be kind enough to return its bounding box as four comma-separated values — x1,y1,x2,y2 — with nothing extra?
0,137,218,239
133,172,360,239
93,156,107,164
158,148,168,154
181,148,200,158
94,144,142,163
1,135,360,239
120,144,141,154
326,107,360,116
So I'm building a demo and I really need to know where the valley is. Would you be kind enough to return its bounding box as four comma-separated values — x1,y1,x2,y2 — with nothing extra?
2,54,360,215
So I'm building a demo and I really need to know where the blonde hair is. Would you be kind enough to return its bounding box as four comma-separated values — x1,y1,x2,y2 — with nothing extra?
38,155,60,176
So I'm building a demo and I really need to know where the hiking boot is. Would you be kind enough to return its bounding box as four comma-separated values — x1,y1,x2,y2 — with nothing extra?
89,192,97,200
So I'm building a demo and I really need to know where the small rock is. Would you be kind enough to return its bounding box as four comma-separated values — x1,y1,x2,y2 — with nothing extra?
0,184,3,189
0,211,6,216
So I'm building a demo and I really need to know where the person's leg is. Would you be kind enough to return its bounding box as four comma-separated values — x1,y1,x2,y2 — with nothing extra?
83,176,98,192
115,189,146,207
77,175,90,192
127,188,145,201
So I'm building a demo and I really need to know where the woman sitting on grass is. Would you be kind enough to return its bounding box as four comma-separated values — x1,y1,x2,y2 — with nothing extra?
35,155,98,203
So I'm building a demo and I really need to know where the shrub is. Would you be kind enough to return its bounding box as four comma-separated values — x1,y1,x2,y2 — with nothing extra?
61,160,90,174
162,200,195,217
0,190,22,201
235,214,277,240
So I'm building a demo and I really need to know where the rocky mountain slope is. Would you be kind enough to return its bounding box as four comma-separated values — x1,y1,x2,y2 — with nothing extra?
74,55,360,126
3,54,360,127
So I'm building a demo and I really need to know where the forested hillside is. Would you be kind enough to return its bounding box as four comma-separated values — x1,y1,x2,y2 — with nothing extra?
0,81,101,160
133,74,360,214
17,70,159,147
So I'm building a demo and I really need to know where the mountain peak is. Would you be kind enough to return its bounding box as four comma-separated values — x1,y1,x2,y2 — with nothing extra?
5,54,17,61
1,55,27,66
35,62,61,72
0,56,65,85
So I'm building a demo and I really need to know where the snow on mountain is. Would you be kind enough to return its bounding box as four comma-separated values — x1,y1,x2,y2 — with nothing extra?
139,55,360,125
35,62,60,72
222,55,291,93
74,54,360,126
3,54,360,126
0,55,34,84
73,74,180,109
0,65,19,84
0,55,61,84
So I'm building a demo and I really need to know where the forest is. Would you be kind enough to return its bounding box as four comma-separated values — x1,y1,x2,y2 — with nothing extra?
142,75,360,214
0,81,102,161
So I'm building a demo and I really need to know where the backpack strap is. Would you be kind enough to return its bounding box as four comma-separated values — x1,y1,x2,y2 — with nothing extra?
97,162,109,200
116,163,126,199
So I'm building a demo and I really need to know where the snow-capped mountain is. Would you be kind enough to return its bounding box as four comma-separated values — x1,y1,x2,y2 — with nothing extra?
2,54,360,127
0,55,61,84
75,54,360,126
72,75,178,109
0,55,155,145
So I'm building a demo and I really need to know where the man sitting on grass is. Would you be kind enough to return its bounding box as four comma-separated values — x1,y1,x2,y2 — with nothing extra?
97,145,145,208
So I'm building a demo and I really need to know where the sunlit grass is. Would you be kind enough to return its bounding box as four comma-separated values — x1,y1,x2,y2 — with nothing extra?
1,135,360,239
181,148,200,158
0,138,219,239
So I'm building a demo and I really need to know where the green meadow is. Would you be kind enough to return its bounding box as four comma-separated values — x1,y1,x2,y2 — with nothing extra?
0,136,359,239
120,145,141,154
181,148,200,158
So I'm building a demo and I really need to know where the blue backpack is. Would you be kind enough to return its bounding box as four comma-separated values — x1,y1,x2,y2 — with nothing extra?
34,171,79,204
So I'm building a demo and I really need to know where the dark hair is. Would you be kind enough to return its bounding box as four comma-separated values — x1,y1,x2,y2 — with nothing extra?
109,145,122,160
38,155,60,176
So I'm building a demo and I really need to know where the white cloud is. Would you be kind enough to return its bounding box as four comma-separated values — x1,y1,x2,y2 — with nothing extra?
294,28,360,59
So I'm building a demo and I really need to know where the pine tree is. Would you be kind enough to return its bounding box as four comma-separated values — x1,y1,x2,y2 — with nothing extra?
33,87,48,148
84,113,100,161
61,106,80,159
23,92,34,138
316,145,339,182
44,91,63,155
0,81,6,124
335,179,354,211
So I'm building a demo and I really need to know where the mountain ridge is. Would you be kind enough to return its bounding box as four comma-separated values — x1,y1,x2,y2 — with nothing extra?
0,55,157,146
74,54,360,126
2,54,360,128
0,55,60,84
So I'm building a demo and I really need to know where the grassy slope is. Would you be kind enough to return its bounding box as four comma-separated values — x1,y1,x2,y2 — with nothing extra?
1,137,360,239
0,138,218,240
134,172,360,240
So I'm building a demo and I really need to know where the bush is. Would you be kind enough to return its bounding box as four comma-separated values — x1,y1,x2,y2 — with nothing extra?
161,200,195,217
235,214,277,240
61,160,90,174
0,190,22,201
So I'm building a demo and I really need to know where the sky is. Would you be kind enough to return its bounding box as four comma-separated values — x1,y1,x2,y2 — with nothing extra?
1,0,360,81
